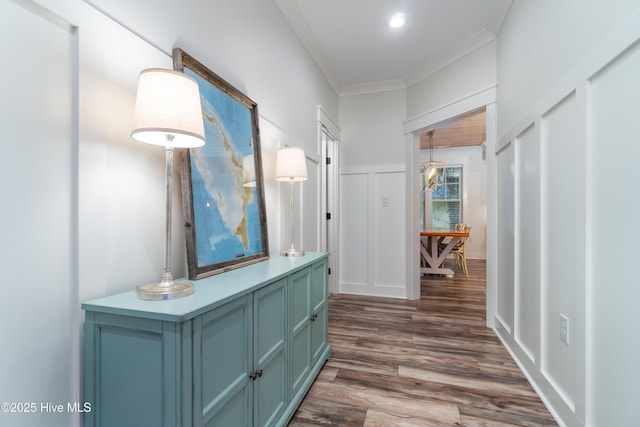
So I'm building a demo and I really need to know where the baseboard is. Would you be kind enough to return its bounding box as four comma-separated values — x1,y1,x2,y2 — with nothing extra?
339,282,407,299
494,321,584,427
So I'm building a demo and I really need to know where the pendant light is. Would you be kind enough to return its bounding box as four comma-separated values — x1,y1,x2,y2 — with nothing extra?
421,129,445,192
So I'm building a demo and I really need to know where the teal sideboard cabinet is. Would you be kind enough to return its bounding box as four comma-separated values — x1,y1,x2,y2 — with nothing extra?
82,252,330,427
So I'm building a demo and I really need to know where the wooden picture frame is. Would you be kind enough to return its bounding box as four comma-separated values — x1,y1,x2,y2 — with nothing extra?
173,48,269,279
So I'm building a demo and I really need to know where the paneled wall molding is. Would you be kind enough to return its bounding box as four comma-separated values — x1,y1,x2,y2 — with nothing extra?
499,8,640,148
496,141,514,334
513,123,540,369
19,0,75,30
585,37,640,425
302,154,321,252
339,168,407,299
3,1,80,425
82,0,176,60
495,138,511,155
496,10,640,427
260,112,326,254
340,164,406,175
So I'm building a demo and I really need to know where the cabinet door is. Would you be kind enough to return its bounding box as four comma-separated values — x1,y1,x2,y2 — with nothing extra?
310,260,328,365
84,313,180,427
194,295,252,427
289,266,312,396
253,278,288,427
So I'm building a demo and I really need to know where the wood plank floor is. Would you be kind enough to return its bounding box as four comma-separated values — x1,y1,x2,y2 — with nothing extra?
289,259,557,426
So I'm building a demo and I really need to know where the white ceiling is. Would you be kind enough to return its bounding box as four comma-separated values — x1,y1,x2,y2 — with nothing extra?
276,0,512,95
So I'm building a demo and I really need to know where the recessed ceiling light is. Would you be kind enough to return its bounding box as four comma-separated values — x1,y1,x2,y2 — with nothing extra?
389,13,406,28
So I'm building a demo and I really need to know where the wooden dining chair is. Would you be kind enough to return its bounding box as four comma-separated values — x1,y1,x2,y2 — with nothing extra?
440,224,471,277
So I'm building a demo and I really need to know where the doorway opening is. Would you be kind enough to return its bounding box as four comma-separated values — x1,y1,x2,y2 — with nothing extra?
404,91,496,328
419,108,487,264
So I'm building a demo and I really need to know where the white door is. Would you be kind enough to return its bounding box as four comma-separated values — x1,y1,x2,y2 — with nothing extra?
320,126,339,294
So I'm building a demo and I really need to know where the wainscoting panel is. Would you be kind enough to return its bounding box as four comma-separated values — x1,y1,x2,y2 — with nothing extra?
302,155,321,252
339,173,369,292
495,14,640,427
588,39,640,426
1,2,77,426
515,124,540,365
339,168,406,298
541,91,580,411
373,171,406,291
496,142,515,333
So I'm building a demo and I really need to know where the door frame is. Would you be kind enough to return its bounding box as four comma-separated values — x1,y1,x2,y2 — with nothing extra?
317,106,340,295
403,87,497,328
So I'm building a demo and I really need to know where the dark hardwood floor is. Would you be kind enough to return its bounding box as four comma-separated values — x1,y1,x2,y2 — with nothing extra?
289,259,557,426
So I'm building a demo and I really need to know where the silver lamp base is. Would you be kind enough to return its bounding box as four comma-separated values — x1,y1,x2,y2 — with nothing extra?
281,246,305,257
137,279,194,301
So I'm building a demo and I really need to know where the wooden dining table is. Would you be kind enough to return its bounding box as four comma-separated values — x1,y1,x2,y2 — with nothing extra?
420,228,470,277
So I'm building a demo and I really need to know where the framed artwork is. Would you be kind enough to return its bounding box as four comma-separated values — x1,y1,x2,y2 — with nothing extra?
173,48,269,279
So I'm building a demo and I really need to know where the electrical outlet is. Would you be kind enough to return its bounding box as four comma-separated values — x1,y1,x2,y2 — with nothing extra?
560,314,570,345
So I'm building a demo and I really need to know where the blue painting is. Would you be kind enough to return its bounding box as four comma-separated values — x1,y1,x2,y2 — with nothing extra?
175,49,269,279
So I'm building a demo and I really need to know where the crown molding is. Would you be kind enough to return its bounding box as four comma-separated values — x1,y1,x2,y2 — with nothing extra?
275,0,342,95
339,79,406,97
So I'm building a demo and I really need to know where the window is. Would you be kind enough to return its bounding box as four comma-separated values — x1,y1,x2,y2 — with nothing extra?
420,166,462,229
432,166,462,227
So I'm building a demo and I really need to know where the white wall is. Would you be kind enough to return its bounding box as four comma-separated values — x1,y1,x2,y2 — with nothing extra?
495,1,640,425
338,89,407,297
419,146,487,260
0,0,337,425
1,3,77,426
497,0,640,134
407,41,496,119
81,0,338,261
340,89,407,167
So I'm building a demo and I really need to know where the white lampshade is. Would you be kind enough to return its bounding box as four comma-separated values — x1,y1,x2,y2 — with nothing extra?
275,147,308,182
131,68,206,148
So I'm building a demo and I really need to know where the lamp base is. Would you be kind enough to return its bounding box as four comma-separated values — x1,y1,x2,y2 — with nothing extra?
281,247,305,257
137,280,194,301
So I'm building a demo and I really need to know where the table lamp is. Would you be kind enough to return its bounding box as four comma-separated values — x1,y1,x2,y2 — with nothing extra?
131,68,205,300
275,147,308,256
